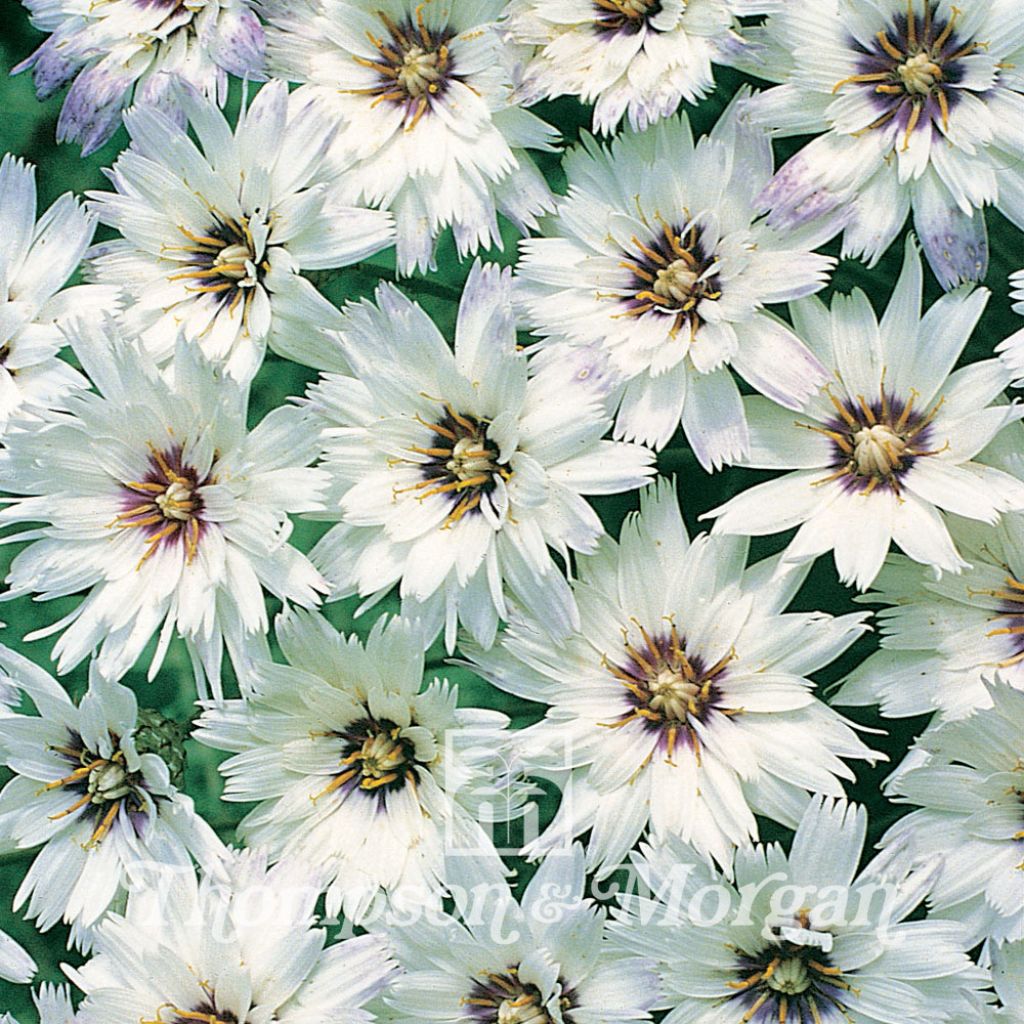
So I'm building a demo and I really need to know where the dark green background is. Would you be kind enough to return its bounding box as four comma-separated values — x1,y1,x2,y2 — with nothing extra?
1,2,1022,1017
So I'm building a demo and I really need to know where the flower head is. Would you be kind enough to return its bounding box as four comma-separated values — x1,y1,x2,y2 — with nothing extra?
611,796,990,1024
835,514,1024,721
0,154,112,435
306,261,654,651
514,100,836,468
14,0,265,155
379,842,660,1023
882,680,1024,949
0,319,328,696
261,0,559,273
86,81,393,382
507,0,780,134
69,852,397,1024
707,237,1024,590
195,608,523,923
743,0,1024,289
467,479,879,875
0,644,226,939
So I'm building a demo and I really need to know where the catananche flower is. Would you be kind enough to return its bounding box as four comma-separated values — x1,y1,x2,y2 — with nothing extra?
506,0,780,135
306,261,655,652
706,237,1024,591
740,0,1024,290
990,941,1024,1021
610,796,989,1024
0,644,226,940
194,608,523,924
379,842,660,1023
881,681,1024,949
466,479,879,875
515,99,837,468
0,154,110,434
997,270,1024,384
834,514,1024,721
86,80,393,382
13,0,264,155
0,319,328,696
260,0,559,274
0,926,35,984
67,852,397,1024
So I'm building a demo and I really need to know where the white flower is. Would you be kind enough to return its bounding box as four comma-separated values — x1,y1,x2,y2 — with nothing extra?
0,926,36,984
306,261,655,652
991,941,1024,1021
2,986,77,1024
194,608,522,924
515,99,836,469
507,0,779,135
260,0,559,274
379,842,660,1023
835,514,1024,721
0,319,328,696
610,796,989,1024
881,680,1024,949
0,644,226,939
467,479,879,875
706,237,1024,591
997,270,1024,385
0,154,109,435
741,0,1024,290
13,0,265,155
86,80,393,383
68,852,397,1024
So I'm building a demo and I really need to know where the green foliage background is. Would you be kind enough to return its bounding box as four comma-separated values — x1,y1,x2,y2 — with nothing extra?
0,1,1022,1017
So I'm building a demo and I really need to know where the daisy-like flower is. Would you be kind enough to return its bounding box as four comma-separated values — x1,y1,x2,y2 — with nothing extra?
260,0,559,274
834,514,1024,721
506,0,779,135
514,99,837,468
741,0,1024,290
379,842,660,1023
991,941,1024,1021
86,81,393,382
0,927,36,984
997,270,1024,385
611,796,989,1024
0,154,109,434
194,608,523,924
881,681,1024,948
13,0,264,156
306,261,655,652
0,644,226,939
466,479,879,875
0,319,328,696
68,852,397,1024
706,237,1024,591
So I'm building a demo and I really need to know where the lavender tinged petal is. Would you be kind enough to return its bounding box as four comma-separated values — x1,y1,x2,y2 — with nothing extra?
56,61,132,155
913,172,989,290
134,71,188,126
759,151,847,232
12,38,79,100
203,6,266,80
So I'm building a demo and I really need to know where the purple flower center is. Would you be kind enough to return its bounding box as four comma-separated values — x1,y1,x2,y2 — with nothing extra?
834,2,982,148
604,620,738,762
351,9,458,129
141,1002,239,1024
311,717,424,803
619,219,721,342
464,967,576,1023
592,0,663,37
397,404,510,528
984,575,1024,671
113,443,211,569
728,938,852,1024
807,388,944,495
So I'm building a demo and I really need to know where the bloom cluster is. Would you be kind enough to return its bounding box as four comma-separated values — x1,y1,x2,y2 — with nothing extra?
1,1,1023,1023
